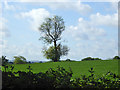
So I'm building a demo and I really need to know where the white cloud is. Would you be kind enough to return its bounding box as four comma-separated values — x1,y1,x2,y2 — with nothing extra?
81,0,118,2
16,0,92,14
2,42,47,61
0,16,10,52
110,2,118,10
0,39,7,57
0,3,2,16
0,2,10,57
18,0,77,2
0,17,10,37
46,1,92,14
1,1,118,61
90,13,118,27
65,17,106,41
8,0,119,2
18,8,50,31
64,11,117,41
63,38,117,60
61,12,118,60
4,0,16,10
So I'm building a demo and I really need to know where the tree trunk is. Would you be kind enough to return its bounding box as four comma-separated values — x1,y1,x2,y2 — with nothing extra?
54,40,58,62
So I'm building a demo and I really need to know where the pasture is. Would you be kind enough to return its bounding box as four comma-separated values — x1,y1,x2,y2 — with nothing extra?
8,60,119,78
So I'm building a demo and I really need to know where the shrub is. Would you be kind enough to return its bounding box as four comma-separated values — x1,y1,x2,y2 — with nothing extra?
65,59,71,61
2,65,120,89
45,66,73,88
113,56,120,60
1,56,9,66
81,57,102,61
93,58,102,60
72,68,120,88
2,65,73,88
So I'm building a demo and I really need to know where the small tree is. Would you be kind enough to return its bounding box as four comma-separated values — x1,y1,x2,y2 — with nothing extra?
13,56,27,64
42,44,69,62
39,15,68,62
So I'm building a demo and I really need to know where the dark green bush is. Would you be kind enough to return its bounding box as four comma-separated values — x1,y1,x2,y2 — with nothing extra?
65,59,71,61
113,56,120,60
81,57,102,61
1,56,9,66
2,65,120,89
45,66,73,88
2,65,73,88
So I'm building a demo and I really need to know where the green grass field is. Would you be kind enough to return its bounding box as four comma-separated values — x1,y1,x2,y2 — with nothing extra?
8,60,119,78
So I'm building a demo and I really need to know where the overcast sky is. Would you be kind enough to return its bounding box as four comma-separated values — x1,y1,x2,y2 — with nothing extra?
0,0,118,61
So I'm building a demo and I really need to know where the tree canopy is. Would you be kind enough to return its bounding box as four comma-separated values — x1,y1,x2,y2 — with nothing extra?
42,44,69,61
39,15,69,62
39,15,65,44
13,56,27,64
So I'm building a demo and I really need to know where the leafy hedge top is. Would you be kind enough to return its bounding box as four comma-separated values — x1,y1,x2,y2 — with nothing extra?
2,65,120,88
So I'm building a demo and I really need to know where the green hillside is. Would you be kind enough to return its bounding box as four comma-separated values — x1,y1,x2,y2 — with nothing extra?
9,60,119,78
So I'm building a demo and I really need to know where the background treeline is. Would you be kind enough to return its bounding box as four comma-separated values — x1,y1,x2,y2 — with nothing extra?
2,65,120,89
1,55,120,65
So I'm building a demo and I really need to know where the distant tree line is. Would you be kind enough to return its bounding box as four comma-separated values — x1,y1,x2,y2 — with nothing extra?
81,56,120,61
0,55,120,65
81,57,102,61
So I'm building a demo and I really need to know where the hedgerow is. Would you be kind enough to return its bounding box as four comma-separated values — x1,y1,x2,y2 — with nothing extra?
2,65,120,89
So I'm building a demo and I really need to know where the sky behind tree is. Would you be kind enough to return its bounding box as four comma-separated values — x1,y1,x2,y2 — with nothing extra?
0,1,118,61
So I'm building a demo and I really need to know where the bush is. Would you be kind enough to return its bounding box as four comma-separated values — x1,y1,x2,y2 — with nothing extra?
65,59,71,61
113,56,120,60
45,66,73,88
81,57,102,61
1,56,9,66
2,65,120,89
2,65,73,88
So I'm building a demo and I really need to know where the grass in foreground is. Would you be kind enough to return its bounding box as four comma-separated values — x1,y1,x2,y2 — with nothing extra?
6,60,119,78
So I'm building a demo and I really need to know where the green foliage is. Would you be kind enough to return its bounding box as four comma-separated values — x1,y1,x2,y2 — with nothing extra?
42,46,58,61
45,66,73,88
39,15,68,62
39,15,65,44
65,59,71,61
113,56,120,59
81,57,102,61
2,65,73,88
72,68,120,88
2,65,120,88
42,44,69,62
1,56,9,66
13,56,27,64
9,60,118,79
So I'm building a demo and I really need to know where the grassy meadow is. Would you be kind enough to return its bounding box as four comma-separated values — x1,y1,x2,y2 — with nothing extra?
7,59,119,79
